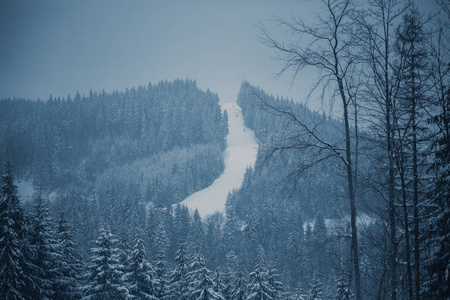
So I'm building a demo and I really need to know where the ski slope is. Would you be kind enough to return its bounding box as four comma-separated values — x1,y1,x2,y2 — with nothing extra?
180,102,258,217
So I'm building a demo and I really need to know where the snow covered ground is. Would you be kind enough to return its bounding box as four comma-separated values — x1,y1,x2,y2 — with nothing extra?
180,102,258,217
16,179,36,202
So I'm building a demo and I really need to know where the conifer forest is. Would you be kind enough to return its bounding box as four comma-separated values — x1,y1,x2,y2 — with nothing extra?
0,0,449,299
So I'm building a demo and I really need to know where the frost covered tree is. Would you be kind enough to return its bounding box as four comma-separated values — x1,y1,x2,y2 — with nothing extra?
167,242,189,300
55,211,83,299
212,268,226,295
246,258,273,300
28,193,62,299
231,264,247,300
423,88,450,299
334,271,351,300
308,272,323,300
117,234,131,276
186,246,224,300
259,0,363,296
0,161,34,299
266,262,284,299
83,223,129,299
123,233,158,299
154,249,168,299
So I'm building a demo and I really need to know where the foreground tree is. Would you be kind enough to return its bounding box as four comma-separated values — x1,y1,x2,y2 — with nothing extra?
167,242,189,300
0,161,34,299
259,0,362,298
28,193,62,299
354,0,411,298
231,265,247,300
56,211,83,299
246,258,273,300
423,3,450,297
395,7,429,298
83,224,129,299
186,246,225,300
424,90,450,298
123,233,158,299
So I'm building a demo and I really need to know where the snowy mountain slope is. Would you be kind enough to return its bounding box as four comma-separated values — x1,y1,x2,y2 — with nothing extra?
180,102,258,217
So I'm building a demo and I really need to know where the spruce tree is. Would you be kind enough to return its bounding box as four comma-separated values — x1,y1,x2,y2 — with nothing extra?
55,211,83,299
246,258,273,300
334,271,351,300
28,193,62,299
123,233,157,299
168,242,189,300
154,249,168,299
212,268,225,295
220,267,233,300
231,264,247,300
308,272,322,300
266,262,284,300
0,161,34,299
186,246,224,300
117,234,131,276
83,223,129,299
424,89,450,298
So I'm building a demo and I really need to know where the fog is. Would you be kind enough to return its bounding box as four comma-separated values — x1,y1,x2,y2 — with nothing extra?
0,0,437,107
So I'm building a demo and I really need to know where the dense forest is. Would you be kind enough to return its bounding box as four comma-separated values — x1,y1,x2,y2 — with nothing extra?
1,0,449,299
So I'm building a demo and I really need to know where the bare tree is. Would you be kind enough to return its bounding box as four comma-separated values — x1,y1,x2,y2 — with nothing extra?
353,0,411,299
259,0,363,299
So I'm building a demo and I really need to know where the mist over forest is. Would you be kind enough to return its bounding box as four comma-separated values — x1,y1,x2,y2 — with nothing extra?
1,0,449,299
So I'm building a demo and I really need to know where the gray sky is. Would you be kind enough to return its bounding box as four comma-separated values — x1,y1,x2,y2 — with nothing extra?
0,0,439,107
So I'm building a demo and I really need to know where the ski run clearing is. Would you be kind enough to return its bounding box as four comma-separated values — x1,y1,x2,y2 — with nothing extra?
180,102,258,217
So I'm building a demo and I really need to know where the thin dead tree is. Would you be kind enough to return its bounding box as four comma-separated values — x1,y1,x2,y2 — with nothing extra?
353,0,410,299
258,0,362,299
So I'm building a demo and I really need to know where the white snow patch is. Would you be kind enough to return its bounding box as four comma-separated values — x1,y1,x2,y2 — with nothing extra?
16,179,36,202
180,102,258,217
303,213,375,232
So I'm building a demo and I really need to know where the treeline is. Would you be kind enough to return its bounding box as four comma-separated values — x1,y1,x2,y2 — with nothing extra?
1,162,334,300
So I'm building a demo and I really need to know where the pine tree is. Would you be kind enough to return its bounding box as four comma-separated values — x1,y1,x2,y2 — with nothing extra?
28,193,63,299
246,258,273,300
266,262,284,300
0,160,34,299
231,264,247,300
117,234,130,276
311,215,327,275
186,246,224,300
395,7,429,298
168,242,189,300
221,267,233,300
424,88,450,298
212,268,226,295
83,223,129,299
55,211,83,299
154,249,168,299
293,282,307,300
188,209,205,249
123,233,157,299
334,271,351,300
308,272,322,300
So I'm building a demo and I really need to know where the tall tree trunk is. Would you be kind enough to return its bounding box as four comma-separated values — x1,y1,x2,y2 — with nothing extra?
386,49,398,300
401,169,413,300
338,77,362,300
411,53,420,300
383,8,397,298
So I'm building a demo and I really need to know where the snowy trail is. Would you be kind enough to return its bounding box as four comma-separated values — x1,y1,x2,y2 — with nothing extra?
180,102,258,217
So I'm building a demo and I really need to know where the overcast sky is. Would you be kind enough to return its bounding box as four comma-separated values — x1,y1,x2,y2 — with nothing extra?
0,0,440,108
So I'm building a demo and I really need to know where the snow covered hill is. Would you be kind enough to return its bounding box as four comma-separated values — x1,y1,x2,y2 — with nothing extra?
180,102,258,217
